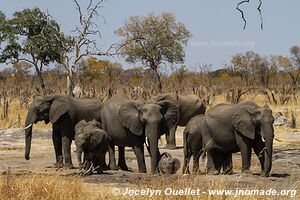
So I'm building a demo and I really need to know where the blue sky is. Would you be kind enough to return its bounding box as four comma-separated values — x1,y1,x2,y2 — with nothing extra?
1,0,300,70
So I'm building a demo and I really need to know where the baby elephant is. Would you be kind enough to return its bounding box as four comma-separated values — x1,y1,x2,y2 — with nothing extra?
183,114,226,174
158,152,181,175
182,114,206,174
75,119,108,175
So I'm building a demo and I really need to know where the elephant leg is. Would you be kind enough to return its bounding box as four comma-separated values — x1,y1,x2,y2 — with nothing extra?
108,141,117,170
118,146,129,171
182,159,191,174
182,149,192,174
206,150,219,175
133,145,146,173
166,126,177,150
98,151,108,171
253,139,265,173
193,154,200,174
191,144,202,174
213,152,224,172
51,125,63,168
62,136,74,169
222,153,233,175
236,134,252,174
93,155,104,174
205,139,219,175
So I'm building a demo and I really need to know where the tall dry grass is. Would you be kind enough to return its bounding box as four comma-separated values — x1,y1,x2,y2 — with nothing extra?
0,174,91,200
0,100,51,129
0,173,132,200
1,173,298,200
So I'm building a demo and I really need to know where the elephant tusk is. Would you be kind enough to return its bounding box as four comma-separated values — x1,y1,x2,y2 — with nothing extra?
24,124,33,130
145,136,149,148
261,136,265,142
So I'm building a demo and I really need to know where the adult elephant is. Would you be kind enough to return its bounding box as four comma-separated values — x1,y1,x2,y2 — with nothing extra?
100,95,179,173
150,93,206,149
202,102,275,177
24,94,102,168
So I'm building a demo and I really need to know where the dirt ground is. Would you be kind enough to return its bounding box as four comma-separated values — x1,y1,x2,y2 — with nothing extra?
1,127,300,198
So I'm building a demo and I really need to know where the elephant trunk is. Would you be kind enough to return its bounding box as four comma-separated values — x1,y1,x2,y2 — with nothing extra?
262,138,273,177
24,107,36,160
77,146,83,170
146,124,161,174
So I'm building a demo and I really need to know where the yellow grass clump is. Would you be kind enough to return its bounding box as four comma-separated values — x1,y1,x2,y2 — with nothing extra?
0,171,299,200
0,174,90,200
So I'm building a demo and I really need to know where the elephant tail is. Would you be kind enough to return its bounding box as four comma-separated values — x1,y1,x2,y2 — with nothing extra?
183,129,192,164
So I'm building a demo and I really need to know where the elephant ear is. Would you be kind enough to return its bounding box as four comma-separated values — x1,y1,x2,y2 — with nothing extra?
75,120,87,134
157,100,179,133
119,101,145,136
49,95,70,124
233,106,258,140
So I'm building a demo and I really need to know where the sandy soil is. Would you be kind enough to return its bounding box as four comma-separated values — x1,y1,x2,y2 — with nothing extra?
1,127,300,193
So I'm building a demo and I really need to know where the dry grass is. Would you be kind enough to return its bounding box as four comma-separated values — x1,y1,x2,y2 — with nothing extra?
1,173,299,200
0,173,133,200
139,175,299,200
0,174,91,200
0,100,50,129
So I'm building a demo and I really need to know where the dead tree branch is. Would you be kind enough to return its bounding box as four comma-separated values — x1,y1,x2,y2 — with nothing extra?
236,0,264,30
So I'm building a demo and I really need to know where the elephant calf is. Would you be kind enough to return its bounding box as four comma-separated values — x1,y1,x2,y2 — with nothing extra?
158,152,181,175
75,119,108,175
182,114,206,174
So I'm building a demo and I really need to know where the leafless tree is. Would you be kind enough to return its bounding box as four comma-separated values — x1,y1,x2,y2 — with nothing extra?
60,0,119,96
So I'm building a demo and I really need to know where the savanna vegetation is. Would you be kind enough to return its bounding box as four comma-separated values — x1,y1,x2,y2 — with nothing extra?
0,1,299,129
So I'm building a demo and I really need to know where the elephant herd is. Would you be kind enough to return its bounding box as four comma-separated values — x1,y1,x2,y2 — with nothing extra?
24,93,275,177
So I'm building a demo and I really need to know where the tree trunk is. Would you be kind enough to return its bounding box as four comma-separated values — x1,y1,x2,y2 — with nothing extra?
34,64,46,93
66,63,74,96
67,75,73,96
152,67,162,94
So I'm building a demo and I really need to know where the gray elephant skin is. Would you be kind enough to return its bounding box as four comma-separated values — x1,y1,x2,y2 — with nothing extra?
183,102,275,177
150,93,206,149
75,119,108,175
100,95,179,174
158,152,181,175
24,94,102,168
182,114,206,174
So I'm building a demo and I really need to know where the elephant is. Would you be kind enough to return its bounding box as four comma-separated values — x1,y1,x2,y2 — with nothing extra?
150,93,206,149
182,114,228,174
100,95,179,174
158,152,181,175
183,101,275,177
74,119,108,175
24,94,102,169
182,114,206,174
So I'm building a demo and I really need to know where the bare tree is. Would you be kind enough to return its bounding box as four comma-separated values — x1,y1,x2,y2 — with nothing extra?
60,0,118,96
